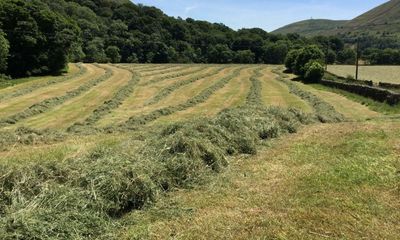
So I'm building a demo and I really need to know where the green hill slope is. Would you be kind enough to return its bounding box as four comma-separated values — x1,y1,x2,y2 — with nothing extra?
272,19,348,36
340,0,400,35
273,0,400,37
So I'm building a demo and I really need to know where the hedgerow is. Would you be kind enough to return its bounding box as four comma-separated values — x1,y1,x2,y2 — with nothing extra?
145,66,226,105
0,63,87,102
0,65,113,126
67,65,141,133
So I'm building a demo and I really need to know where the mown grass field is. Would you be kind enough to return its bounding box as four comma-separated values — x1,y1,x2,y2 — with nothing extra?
0,63,399,239
327,65,400,84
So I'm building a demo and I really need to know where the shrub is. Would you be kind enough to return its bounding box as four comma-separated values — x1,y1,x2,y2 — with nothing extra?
293,45,325,76
285,49,300,72
304,61,324,83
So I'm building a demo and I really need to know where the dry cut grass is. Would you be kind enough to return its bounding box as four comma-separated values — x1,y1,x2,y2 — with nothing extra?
327,65,400,84
18,64,132,129
0,64,102,118
119,120,400,240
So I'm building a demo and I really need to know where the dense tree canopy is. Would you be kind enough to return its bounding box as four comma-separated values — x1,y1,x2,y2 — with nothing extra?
0,0,80,77
0,30,9,73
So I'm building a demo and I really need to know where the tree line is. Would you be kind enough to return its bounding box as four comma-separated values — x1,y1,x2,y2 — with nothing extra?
0,0,398,78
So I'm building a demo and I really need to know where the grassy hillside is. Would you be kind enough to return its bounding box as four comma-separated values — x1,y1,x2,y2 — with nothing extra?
273,0,400,37
272,19,348,36
342,0,400,35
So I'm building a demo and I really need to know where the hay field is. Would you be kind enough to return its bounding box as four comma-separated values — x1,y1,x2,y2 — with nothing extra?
2,64,398,240
327,65,400,84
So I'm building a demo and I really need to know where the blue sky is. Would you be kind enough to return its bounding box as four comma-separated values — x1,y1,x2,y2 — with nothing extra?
132,0,388,31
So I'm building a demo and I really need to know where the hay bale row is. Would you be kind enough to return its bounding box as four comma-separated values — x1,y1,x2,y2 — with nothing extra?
145,66,226,106
0,65,113,126
320,79,400,105
0,104,314,239
0,63,88,102
273,69,345,123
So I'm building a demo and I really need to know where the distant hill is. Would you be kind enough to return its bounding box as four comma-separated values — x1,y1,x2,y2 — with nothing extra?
272,19,348,36
273,0,400,37
340,0,400,36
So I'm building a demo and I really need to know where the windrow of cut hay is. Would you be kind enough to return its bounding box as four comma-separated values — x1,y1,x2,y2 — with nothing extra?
112,67,245,131
145,67,226,105
0,78,328,239
0,65,113,126
0,63,87,102
273,68,344,123
139,66,207,86
139,65,184,77
67,66,141,132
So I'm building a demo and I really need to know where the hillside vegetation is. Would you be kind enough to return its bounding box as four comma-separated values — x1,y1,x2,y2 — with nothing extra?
273,0,400,38
272,19,348,37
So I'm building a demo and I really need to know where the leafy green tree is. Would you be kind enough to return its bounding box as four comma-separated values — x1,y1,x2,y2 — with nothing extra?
0,0,79,77
304,61,324,83
235,50,255,64
85,38,107,63
293,45,325,75
263,41,289,64
326,49,336,64
106,46,121,63
207,44,234,63
337,49,356,64
285,49,301,73
0,30,9,73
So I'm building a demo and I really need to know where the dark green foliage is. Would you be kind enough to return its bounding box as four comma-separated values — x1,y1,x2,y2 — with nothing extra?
106,46,121,63
304,61,324,83
363,48,400,65
285,49,301,72
235,50,256,64
326,49,337,64
337,48,356,64
0,30,9,73
0,0,80,77
293,45,325,76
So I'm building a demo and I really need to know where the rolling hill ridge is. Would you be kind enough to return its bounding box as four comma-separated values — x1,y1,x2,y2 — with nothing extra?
273,0,400,36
